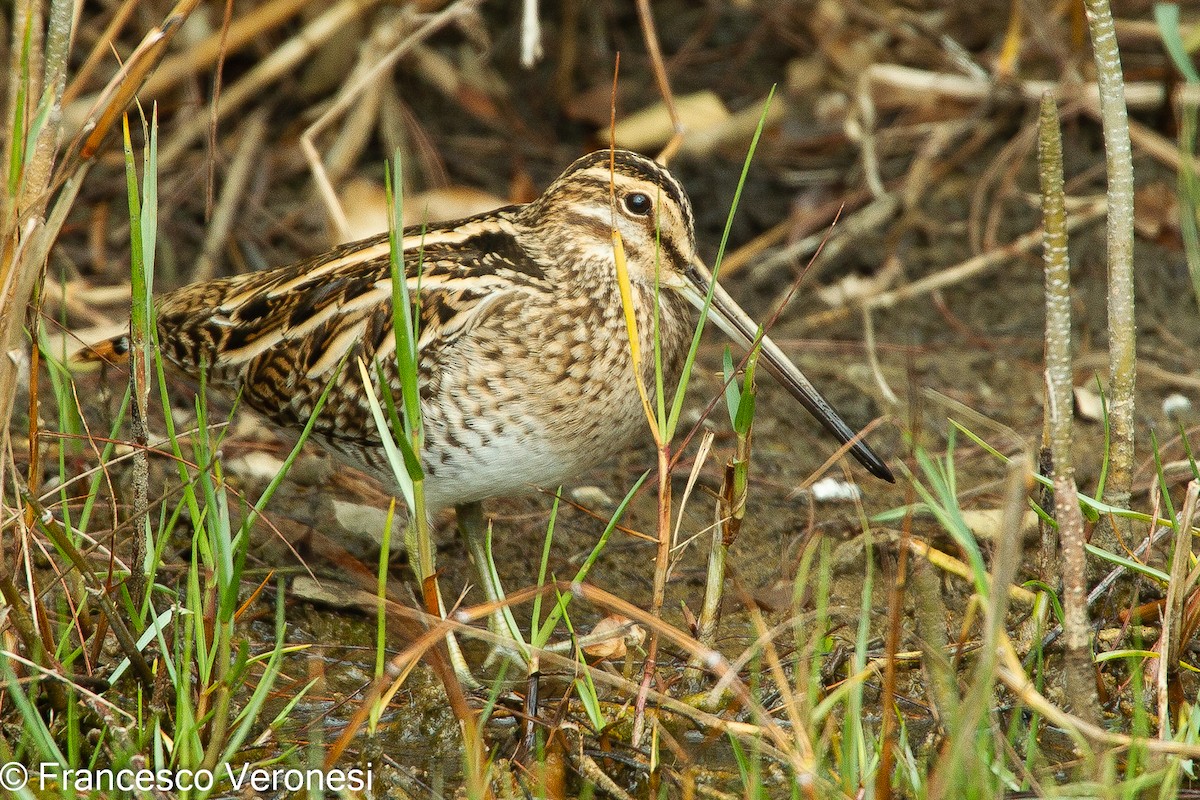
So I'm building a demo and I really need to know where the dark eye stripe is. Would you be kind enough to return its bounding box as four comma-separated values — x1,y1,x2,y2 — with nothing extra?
622,234,689,282
561,210,615,240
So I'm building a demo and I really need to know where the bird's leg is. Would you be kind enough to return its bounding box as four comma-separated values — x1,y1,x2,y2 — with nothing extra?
455,501,530,666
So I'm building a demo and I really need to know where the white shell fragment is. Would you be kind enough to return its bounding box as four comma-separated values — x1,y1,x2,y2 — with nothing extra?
571,486,614,508
809,476,864,504
1073,385,1103,422
1163,392,1192,420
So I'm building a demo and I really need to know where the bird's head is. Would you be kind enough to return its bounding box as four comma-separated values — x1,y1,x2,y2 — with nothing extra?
526,149,698,287
528,149,893,482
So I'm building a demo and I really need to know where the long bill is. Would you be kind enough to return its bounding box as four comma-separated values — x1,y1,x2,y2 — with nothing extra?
672,260,895,483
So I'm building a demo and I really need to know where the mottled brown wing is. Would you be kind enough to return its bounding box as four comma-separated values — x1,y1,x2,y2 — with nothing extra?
151,217,550,447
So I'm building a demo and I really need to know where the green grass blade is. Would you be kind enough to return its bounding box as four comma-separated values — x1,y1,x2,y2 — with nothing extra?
665,86,776,439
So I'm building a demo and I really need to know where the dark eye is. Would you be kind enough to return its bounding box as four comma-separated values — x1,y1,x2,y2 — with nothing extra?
624,192,652,216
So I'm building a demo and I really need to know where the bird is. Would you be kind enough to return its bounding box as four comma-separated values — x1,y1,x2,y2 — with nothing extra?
83,149,892,518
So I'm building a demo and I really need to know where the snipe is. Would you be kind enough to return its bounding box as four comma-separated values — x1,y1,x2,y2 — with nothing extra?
87,149,892,514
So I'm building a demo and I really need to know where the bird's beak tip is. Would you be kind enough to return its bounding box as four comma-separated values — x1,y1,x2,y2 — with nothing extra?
672,256,895,484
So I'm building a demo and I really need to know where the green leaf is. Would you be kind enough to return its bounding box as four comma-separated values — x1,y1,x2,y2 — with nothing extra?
1156,5,1200,83
357,358,418,509
722,346,740,427
733,339,761,434
666,85,777,439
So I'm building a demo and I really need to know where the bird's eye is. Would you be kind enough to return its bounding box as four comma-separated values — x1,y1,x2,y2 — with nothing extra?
624,192,652,216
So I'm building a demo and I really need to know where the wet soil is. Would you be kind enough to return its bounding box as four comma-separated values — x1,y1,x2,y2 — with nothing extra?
31,0,1200,791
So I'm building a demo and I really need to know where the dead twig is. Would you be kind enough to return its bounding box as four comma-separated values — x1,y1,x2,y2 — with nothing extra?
635,0,684,163
158,0,386,166
195,109,269,280
299,0,481,241
801,200,1107,329
865,63,1165,111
